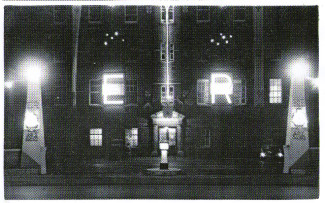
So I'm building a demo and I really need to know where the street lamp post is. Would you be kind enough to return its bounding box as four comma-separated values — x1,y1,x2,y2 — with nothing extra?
283,59,309,174
21,62,47,174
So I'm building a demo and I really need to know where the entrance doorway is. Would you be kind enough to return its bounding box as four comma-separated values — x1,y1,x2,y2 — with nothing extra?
159,127,177,155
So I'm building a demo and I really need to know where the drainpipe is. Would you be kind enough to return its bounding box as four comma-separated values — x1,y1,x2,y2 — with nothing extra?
72,6,81,108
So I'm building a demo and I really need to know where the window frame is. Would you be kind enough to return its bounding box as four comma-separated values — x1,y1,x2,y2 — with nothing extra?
125,6,138,23
53,6,67,24
90,128,103,146
160,42,166,61
233,79,247,105
125,75,138,105
197,6,210,23
102,73,125,105
89,78,102,106
161,6,174,24
169,43,174,61
161,85,174,103
269,78,282,104
197,79,210,105
88,6,102,24
234,7,246,22
201,128,211,148
125,128,138,148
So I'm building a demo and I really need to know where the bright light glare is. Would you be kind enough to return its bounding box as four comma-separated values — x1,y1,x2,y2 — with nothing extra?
310,78,319,89
277,152,283,158
102,73,124,105
5,81,13,89
292,107,308,127
26,67,41,83
290,58,309,79
222,35,226,39
260,152,266,158
210,39,215,43
114,31,119,36
104,41,108,46
24,110,39,129
160,143,169,150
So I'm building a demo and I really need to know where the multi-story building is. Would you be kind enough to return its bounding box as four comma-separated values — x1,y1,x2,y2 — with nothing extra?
4,5,318,173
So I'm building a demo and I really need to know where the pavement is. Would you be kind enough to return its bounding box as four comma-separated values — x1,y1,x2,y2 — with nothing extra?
4,157,319,187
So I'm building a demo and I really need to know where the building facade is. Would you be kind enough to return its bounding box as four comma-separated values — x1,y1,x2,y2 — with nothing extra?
4,6,319,173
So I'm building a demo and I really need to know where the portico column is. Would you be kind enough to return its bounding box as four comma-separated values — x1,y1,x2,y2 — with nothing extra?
177,124,184,156
151,124,159,156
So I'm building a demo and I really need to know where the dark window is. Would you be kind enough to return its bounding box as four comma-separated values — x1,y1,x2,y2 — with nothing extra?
161,43,166,61
125,76,138,105
88,6,101,23
197,6,210,22
53,6,67,24
197,79,209,105
234,8,246,22
169,44,174,61
89,79,102,106
125,6,138,23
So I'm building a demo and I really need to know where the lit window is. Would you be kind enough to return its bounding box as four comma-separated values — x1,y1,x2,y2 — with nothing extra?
53,6,67,24
88,6,101,23
90,128,102,146
269,79,282,103
161,85,174,103
161,43,166,61
201,129,211,148
125,128,138,148
233,79,246,105
89,79,102,106
102,74,124,105
197,6,210,22
125,6,138,23
161,6,174,23
211,73,233,104
125,76,138,105
197,79,209,105
169,44,174,61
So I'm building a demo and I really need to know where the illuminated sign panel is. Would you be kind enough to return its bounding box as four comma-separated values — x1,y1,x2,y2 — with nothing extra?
210,73,233,104
291,107,308,128
102,74,124,105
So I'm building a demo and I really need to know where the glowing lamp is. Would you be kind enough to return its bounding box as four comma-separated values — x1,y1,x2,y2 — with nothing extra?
159,143,169,150
292,107,308,128
290,59,309,80
5,81,13,89
26,67,41,83
24,110,40,130
260,152,266,158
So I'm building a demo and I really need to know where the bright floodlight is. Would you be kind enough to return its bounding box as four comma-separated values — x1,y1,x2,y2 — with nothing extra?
26,66,41,83
291,58,309,79
5,81,13,89
292,107,308,128
24,110,40,129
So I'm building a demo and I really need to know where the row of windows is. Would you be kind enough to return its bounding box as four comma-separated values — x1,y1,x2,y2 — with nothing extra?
89,73,282,106
90,128,138,147
161,43,174,61
53,6,247,24
197,78,282,105
90,128,211,148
